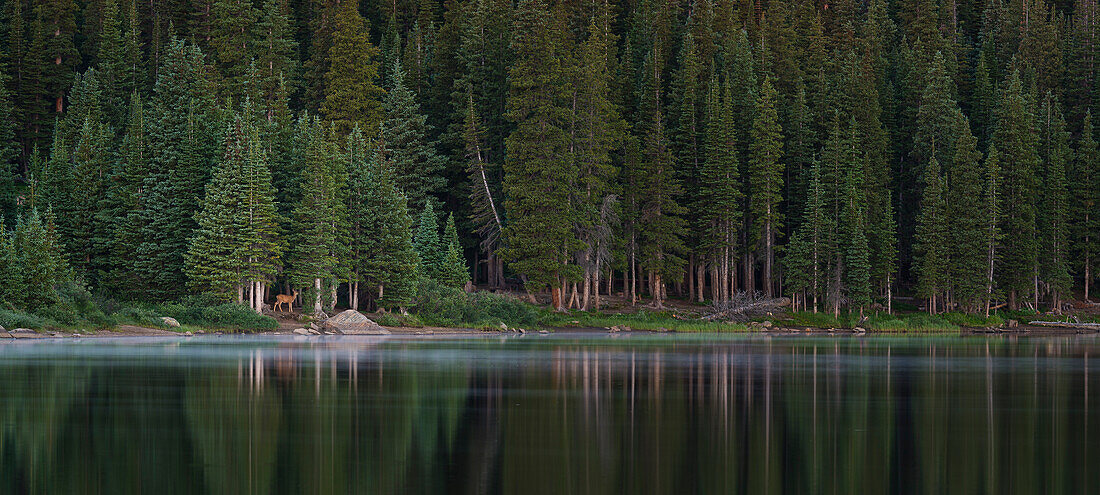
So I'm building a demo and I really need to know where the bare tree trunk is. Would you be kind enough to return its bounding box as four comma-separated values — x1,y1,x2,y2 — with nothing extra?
582,269,591,311
237,284,244,305
593,264,601,311
764,218,774,298
313,278,323,314
886,274,893,314
652,272,664,308
687,254,695,302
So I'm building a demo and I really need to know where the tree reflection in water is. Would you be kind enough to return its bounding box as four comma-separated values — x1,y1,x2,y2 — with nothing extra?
0,335,1096,494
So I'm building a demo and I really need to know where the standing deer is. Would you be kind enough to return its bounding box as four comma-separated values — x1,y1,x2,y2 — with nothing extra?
274,290,299,313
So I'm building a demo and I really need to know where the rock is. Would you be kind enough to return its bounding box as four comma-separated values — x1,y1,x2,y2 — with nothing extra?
762,320,774,328
321,310,390,335
160,317,181,328
11,328,34,333
309,322,319,331
292,328,310,336
853,327,867,333
72,333,81,338
0,324,4,332
539,330,550,334
196,329,206,335
518,328,526,334
1007,319,1019,328
609,325,632,333
184,331,194,336
308,328,321,335
500,322,509,332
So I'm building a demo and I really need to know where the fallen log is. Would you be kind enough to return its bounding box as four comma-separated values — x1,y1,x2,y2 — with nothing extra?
1028,321,1100,330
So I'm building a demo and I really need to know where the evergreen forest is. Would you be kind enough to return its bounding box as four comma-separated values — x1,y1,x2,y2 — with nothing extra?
0,0,1096,319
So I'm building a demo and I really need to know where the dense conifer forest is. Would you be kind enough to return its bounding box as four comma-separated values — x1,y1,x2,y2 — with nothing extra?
0,0,1095,318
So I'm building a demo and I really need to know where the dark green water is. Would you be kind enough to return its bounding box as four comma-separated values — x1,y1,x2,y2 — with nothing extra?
0,334,1097,494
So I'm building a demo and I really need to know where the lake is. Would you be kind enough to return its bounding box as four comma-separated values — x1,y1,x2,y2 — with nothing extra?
0,333,1096,494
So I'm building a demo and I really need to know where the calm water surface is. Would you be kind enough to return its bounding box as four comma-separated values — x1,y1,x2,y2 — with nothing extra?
0,333,1097,494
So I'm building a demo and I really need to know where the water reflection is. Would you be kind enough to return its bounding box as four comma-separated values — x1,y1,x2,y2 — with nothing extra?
0,334,1097,494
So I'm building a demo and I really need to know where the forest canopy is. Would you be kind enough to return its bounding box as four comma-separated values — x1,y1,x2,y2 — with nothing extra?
0,0,1094,317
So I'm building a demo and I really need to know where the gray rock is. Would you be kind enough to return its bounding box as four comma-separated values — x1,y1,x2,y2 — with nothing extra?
0,324,4,332
292,328,310,336
183,331,194,336
11,328,34,333
322,310,389,335
308,328,321,335
160,317,181,328
762,320,774,328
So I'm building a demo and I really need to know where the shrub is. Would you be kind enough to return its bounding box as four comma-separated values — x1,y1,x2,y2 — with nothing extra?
0,308,47,329
413,278,544,328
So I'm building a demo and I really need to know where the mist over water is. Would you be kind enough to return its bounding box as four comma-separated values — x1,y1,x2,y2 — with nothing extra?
0,334,1096,494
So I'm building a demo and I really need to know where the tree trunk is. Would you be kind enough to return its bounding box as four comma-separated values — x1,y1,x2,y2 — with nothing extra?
552,286,563,311
237,284,244,305
313,278,323,314
764,218,774,298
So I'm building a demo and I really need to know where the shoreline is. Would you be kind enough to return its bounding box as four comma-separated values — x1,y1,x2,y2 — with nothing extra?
3,324,1097,339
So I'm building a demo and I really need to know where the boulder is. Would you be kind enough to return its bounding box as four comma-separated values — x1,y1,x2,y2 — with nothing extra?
183,331,194,336
292,328,310,336
160,317,181,328
308,328,321,335
609,325,632,333
11,328,34,334
0,324,4,332
322,310,390,335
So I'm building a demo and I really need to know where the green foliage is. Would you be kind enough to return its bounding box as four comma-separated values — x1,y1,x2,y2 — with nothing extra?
501,0,582,294
440,213,469,288
413,278,543,328
993,70,1040,304
346,133,419,310
320,0,383,137
413,201,444,281
185,114,283,301
382,61,444,211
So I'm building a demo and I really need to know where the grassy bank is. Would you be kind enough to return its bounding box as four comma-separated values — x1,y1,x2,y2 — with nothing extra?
0,284,278,333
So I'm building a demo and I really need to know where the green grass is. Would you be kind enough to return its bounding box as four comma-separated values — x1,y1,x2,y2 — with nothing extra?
785,310,1007,333
546,310,751,332
1,285,277,333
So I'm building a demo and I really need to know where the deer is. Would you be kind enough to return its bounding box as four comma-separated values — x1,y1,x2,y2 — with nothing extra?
274,290,299,313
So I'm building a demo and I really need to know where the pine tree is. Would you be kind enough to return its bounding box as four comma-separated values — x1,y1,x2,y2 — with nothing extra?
382,61,444,211
252,0,297,116
441,213,469,288
1038,93,1072,311
1073,111,1100,301
320,0,384,137
914,152,948,313
464,89,504,288
346,131,419,311
15,208,66,309
635,47,685,308
37,0,79,116
786,158,827,312
137,38,222,300
209,0,259,97
68,117,112,284
993,70,1040,310
500,0,581,309
285,116,341,313
841,120,871,314
982,146,1003,316
414,201,444,282
749,76,784,298
103,92,149,295
186,115,282,308
947,116,988,311
699,76,741,303
0,218,23,307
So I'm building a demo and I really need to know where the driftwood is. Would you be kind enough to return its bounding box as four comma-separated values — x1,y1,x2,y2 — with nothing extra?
1028,321,1100,330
